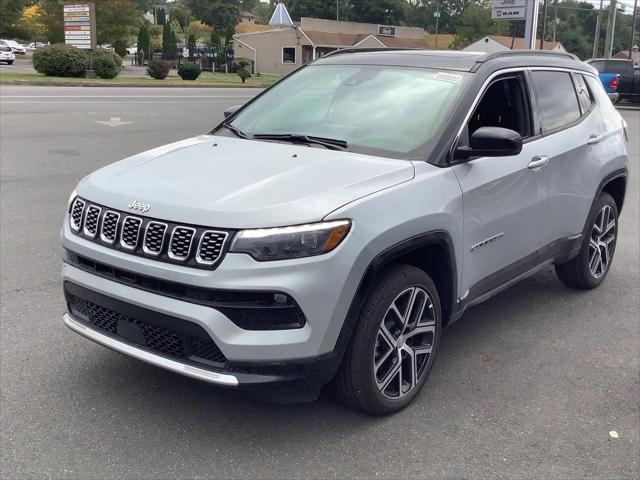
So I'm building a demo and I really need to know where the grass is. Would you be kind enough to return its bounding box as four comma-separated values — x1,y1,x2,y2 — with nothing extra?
0,71,280,88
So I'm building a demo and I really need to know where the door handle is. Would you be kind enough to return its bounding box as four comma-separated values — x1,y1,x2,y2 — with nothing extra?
587,134,601,145
528,156,549,170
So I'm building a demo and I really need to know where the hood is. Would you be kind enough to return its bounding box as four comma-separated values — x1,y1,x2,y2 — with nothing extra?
77,135,415,228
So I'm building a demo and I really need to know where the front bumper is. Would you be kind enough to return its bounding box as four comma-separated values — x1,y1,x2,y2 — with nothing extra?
64,313,240,385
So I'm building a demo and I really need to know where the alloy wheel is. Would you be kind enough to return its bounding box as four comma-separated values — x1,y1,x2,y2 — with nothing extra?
373,287,436,399
589,204,616,279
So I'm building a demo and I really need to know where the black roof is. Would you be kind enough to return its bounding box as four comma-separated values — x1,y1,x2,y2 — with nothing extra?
315,48,593,74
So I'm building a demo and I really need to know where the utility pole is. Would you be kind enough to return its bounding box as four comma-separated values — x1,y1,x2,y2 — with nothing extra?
336,0,339,21
540,0,549,50
630,0,638,59
434,10,441,49
604,0,618,58
593,0,604,58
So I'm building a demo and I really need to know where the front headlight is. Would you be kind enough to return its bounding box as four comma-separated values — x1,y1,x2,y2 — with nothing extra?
230,220,351,261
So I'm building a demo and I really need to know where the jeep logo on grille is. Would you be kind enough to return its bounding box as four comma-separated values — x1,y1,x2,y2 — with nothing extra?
128,200,150,213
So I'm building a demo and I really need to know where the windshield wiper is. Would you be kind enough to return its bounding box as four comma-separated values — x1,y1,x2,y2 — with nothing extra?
252,133,348,151
219,122,250,139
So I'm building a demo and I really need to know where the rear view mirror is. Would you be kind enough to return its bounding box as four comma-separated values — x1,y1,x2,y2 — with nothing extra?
455,126,523,160
224,105,242,119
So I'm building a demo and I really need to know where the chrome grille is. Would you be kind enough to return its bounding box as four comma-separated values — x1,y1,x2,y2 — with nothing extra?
196,230,228,265
70,198,85,231
100,211,120,243
83,205,101,237
143,222,167,255
120,216,142,249
169,227,196,260
68,197,231,269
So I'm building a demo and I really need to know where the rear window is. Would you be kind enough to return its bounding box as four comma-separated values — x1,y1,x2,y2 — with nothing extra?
603,60,634,75
530,71,581,133
572,74,593,115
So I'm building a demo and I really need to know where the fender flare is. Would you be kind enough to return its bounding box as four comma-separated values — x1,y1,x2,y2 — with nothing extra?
332,230,458,362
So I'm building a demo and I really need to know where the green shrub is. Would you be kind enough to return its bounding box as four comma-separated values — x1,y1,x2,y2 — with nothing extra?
237,68,251,84
178,63,201,80
90,48,122,78
113,39,128,57
93,55,119,79
147,60,170,79
237,57,250,69
32,44,86,77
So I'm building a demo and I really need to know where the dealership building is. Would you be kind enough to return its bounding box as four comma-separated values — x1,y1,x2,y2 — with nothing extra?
233,3,432,75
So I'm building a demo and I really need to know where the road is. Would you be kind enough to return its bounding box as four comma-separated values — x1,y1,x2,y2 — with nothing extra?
1,85,638,479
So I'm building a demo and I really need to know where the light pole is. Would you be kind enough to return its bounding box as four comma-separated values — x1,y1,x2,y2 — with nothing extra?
630,0,638,59
604,0,618,58
593,0,604,58
434,10,441,49
553,16,560,42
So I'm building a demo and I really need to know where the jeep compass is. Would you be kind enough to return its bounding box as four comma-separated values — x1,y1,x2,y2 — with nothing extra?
62,49,629,415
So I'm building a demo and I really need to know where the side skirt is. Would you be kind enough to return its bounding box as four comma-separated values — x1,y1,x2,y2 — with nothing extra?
450,234,582,323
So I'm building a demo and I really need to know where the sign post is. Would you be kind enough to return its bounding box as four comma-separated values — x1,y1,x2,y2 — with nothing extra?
63,3,96,50
491,0,539,50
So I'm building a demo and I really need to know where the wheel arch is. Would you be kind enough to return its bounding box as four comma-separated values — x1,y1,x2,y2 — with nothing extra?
600,171,627,214
333,231,458,360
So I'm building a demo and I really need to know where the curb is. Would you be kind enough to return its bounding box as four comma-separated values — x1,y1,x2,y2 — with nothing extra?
0,80,269,88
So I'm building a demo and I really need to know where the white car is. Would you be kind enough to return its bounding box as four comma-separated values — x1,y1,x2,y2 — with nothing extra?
0,46,15,64
126,44,137,55
0,39,26,55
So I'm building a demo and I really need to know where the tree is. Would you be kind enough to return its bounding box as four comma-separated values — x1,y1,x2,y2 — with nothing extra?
162,21,173,54
16,4,46,41
450,3,509,49
38,0,147,45
0,0,30,39
157,8,166,25
349,0,408,25
186,0,241,29
137,23,150,56
186,21,212,42
187,33,196,58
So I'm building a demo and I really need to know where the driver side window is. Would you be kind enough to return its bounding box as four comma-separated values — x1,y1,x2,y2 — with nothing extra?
468,75,532,139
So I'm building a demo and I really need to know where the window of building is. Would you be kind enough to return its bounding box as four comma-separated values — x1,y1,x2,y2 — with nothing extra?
530,71,581,133
282,47,296,64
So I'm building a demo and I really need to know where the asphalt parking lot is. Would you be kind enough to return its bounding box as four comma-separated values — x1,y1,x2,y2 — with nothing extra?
1,85,638,479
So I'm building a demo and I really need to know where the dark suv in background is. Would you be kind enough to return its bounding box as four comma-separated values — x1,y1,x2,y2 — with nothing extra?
588,58,640,104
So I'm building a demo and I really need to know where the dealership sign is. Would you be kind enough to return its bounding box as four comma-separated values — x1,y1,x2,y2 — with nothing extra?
492,0,527,20
64,3,96,49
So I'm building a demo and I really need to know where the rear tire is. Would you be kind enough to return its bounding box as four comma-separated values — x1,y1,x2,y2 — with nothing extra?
555,193,618,289
335,264,442,415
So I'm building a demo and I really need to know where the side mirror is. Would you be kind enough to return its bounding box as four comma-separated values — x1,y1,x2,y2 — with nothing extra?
455,126,523,160
223,105,242,119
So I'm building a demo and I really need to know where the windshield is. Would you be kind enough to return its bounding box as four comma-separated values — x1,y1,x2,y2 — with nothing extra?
224,64,467,159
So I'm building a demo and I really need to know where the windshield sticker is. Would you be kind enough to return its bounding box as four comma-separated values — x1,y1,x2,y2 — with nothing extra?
435,72,463,84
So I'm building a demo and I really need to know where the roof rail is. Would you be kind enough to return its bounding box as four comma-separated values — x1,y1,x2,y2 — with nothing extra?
323,47,412,57
476,49,579,65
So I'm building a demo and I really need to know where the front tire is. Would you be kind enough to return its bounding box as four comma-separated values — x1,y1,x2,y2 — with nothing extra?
335,264,442,415
555,193,618,289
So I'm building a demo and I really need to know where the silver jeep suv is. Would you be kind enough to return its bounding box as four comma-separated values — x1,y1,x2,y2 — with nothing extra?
62,50,629,415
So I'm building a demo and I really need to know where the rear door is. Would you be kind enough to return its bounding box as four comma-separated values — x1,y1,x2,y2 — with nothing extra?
528,70,604,248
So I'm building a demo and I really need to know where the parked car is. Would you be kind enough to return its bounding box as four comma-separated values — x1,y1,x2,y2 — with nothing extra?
0,39,26,55
588,58,640,103
28,42,44,49
61,49,628,415
0,46,15,64
126,44,137,55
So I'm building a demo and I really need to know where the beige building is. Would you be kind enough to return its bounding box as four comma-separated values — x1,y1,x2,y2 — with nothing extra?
463,35,565,53
233,3,430,75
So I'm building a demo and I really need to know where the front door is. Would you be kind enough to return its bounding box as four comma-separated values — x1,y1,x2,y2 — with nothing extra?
453,73,551,299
